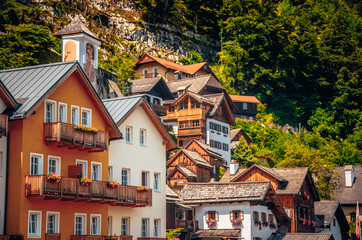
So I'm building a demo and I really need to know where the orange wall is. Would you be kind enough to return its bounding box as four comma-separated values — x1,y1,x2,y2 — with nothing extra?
6,73,110,239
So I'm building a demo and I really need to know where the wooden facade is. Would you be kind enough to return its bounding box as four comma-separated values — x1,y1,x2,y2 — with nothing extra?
185,140,224,170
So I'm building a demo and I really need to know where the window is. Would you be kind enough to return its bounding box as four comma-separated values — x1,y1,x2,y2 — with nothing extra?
179,121,189,129
142,171,149,187
108,167,113,182
210,140,222,150
143,69,148,75
121,217,129,236
90,215,101,235
58,102,67,123
205,211,219,222
177,72,182,80
154,173,160,191
91,162,102,181
153,98,160,105
222,126,229,134
179,103,184,110
71,106,79,125
76,160,88,177
81,108,92,126
28,211,41,238
168,106,175,112
196,102,200,108
261,212,267,223
75,214,86,235
185,73,190,78
243,102,248,110
190,120,200,128
230,210,244,221
48,156,61,175
153,68,158,74
154,219,160,237
126,126,133,143
191,101,195,108
140,129,146,146
122,169,129,185
45,100,56,123
268,214,274,224
184,101,188,109
333,218,336,227
30,153,43,175
46,212,59,234
253,211,259,222
107,217,112,235
141,218,149,237
222,143,229,151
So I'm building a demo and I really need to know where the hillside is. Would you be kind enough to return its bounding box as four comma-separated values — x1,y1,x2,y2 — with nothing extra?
0,0,360,162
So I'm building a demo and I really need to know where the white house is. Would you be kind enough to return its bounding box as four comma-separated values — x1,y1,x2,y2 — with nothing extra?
0,81,16,234
206,118,230,165
103,95,176,238
314,201,350,240
179,182,290,240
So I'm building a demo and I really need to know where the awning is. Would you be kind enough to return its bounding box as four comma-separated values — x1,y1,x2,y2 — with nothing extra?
195,229,241,238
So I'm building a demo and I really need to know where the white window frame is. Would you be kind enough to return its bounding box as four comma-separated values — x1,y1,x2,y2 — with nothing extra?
125,126,133,144
141,218,149,237
243,102,248,110
91,162,102,181
81,107,92,126
46,211,60,234
74,213,87,235
76,160,88,178
71,105,80,125
90,214,101,236
47,156,61,175
121,217,130,236
28,210,42,238
143,69,148,75
122,169,130,186
58,102,67,123
107,216,112,235
30,153,43,175
154,173,160,192
0,152,3,177
108,166,113,182
44,100,57,123
142,171,149,187
139,129,146,146
154,219,160,237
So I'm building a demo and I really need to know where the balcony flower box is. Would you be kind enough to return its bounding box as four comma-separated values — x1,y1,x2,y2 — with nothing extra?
107,179,120,188
269,223,277,229
207,220,217,228
47,173,61,182
106,235,118,240
74,125,98,134
262,221,269,227
232,219,242,226
80,176,92,186
136,185,150,192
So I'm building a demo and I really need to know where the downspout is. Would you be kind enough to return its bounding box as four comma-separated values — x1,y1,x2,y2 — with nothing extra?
4,132,9,234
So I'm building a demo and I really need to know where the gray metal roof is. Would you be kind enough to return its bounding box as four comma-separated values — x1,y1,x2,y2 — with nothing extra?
0,61,77,120
102,95,144,125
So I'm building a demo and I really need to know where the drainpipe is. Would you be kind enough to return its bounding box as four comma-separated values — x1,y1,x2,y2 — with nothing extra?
4,132,9,234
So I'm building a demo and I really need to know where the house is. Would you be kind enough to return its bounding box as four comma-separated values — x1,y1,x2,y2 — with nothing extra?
230,128,252,153
230,95,260,120
0,80,17,235
166,186,196,240
179,182,290,240
135,54,215,82
220,163,320,233
333,165,362,222
103,95,177,238
314,201,350,240
1,61,122,239
129,77,174,117
269,233,335,240
163,91,234,163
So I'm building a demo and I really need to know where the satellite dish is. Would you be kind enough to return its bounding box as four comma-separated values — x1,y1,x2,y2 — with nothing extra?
279,225,288,234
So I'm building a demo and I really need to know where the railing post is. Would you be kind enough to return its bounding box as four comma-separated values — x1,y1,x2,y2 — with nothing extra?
40,175,44,196
117,185,120,202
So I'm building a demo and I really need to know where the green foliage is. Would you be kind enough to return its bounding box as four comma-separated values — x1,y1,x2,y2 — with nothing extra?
166,228,182,238
179,50,203,65
218,166,226,179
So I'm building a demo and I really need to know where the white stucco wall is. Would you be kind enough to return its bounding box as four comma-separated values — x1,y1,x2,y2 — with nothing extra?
0,136,7,235
206,119,231,165
194,202,277,240
317,216,342,240
108,107,167,238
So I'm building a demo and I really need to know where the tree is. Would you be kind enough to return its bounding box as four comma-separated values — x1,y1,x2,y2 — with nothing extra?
179,50,203,65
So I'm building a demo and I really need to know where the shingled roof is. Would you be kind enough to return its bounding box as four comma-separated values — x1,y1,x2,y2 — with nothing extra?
179,182,271,204
167,74,224,94
333,165,362,205
182,149,212,168
54,15,99,40
185,139,224,161
269,233,334,240
130,77,173,100
232,164,289,182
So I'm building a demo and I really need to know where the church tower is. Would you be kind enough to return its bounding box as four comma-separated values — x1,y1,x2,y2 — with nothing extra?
54,15,101,84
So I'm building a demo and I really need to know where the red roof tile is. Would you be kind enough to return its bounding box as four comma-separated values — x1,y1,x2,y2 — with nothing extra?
230,95,260,103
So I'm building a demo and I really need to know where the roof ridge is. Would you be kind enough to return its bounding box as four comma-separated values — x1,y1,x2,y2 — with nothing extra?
0,61,77,73
102,95,144,102
187,181,271,185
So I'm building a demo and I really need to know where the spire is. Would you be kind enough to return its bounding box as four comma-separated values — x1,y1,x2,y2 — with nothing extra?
54,15,99,41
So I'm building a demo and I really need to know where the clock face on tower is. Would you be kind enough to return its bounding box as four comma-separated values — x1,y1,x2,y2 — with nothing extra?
64,40,76,62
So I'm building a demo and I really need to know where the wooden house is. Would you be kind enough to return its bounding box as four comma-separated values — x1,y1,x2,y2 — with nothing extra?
135,54,215,82
230,95,260,120
220,164,320,233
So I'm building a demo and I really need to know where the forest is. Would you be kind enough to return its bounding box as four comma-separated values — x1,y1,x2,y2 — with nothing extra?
0,0,360,174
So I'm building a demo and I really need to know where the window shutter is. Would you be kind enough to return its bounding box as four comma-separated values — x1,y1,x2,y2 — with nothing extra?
205,212,209,221
230,211,233,221
216,212,219,222
241,211,244,220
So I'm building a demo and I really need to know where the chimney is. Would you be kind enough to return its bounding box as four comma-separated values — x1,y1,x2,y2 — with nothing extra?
344,165,354,188
230,159,239,175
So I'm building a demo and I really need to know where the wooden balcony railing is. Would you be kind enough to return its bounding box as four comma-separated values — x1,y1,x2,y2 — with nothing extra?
0,236,9,240
0,114,8,137
149,103,167,116
25,175,152,207
178,127,206,136
138,73,160,78
119,236,133,240
44,122,108,151
71,236,106,240
138,238,167,240
45,233,61,240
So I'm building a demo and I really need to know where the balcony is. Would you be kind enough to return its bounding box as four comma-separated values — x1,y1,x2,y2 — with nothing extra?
71,236,105,240
0,114,7,137
44,122,108,152
176,220,199,231
149,103,167,116
119,236,133,240
25,175,152,207
138,73,160,79
138,238,167,240
45,233,61,240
